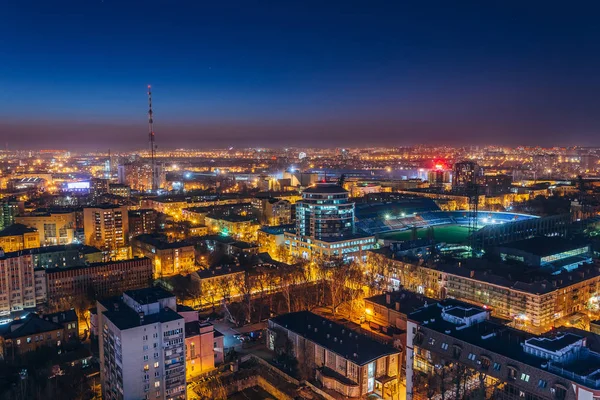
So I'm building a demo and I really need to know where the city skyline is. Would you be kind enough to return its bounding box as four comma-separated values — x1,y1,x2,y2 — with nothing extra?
2,1,600,149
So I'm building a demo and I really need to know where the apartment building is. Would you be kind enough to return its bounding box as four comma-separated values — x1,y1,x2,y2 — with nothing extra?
0,249,36,317
406,300,600,399
367,250,600,333
97,287,186,400
43,258,153,306
131,234,195,278
268,311,401,399
83,205,129,251
129,209,159,237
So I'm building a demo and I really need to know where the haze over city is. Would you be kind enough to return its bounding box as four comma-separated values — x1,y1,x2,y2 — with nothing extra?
4,2,600,400
2,1,600,149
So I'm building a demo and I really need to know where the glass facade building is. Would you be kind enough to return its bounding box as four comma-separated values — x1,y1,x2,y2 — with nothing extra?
296,184,355,240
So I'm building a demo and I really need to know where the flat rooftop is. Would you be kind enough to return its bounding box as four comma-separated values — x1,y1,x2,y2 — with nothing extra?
365,290,435,315
303,184,348,194
124,286,174,305
270,311,399,366
133,234,192,250
410,301,600,387
526,334,583,352
103,302,182,330
497,237,589,257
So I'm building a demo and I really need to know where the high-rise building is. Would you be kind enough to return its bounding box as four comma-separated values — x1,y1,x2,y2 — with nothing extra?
97,287,186,400
0,200,23,230
452,161,482,190
0,248,36,317
285,184,375,261
91,178,110,199
118,162,164,192
295,183,355,240
482,173,513,196
83,205,129,251
427,168,451,186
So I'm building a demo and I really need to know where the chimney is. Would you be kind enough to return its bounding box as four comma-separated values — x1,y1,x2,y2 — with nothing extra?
470,270,475,278
386,293,391,305
395,302,400,311
139,311,144,324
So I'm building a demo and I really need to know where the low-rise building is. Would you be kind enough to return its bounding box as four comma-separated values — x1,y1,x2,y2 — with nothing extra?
131,234,196,278
182,309,224,379
257,224,295,261
0,313,68,360
285,231,376,262
15,209,77,246
406,300,600,400
108,183,131,198
268,311,401,399
0,223,40,252
191,265,245,307
205,214,260,242
367,250,600,333
43,257,153,306
42,309,79,341
493,236,592,271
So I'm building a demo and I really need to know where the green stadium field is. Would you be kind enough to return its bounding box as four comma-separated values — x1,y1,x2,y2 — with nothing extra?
379,224,472,244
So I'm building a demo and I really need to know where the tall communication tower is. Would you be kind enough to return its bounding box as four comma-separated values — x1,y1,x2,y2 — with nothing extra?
148,85,157,192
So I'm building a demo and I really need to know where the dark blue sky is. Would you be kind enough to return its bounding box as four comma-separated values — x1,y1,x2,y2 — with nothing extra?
1,1,600,150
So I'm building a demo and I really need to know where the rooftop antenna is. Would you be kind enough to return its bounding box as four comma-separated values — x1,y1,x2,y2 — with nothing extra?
148,85,157,192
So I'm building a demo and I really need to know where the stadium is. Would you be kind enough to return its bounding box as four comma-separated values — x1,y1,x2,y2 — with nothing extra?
355,199,541,245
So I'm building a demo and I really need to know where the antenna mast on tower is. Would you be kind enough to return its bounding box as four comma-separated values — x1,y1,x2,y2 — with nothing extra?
148,85,157,192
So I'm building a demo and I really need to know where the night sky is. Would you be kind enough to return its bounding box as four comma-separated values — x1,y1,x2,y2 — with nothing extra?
1,1,600,150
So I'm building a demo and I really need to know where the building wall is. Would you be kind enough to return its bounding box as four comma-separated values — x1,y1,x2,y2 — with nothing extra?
2,327,63,360
0,231,40,253
204,217,259,242
405,319,587,400
185,329,215,379
264,200,292,226
45,258,152,305
268,320,400,399
367,252,600,333
15,212,76,246
0,254,36,316
101,314,185,400
83,206,129,251
286,232,375,261
132,240,196,278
